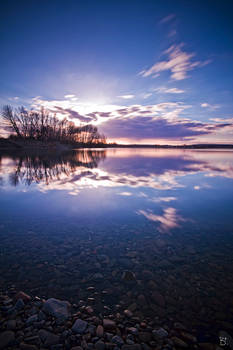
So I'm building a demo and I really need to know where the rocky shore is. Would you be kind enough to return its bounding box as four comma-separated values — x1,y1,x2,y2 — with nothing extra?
0,289,229,350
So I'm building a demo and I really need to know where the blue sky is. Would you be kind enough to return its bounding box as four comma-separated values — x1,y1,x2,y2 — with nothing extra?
1,0,233,144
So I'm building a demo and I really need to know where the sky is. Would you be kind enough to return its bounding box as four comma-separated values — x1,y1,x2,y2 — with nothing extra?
0,0,233,144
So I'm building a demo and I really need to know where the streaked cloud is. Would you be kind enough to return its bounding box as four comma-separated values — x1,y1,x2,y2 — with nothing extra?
150,196,177,202
117,94,135,99
159,14,176,24
140,44,211,80
64,94,76,99
155,87,185,94
201,103,220,110
137,207,183,233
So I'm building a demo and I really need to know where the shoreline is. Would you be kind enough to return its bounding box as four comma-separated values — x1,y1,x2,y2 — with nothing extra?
1,138,233,151
0,288,228,350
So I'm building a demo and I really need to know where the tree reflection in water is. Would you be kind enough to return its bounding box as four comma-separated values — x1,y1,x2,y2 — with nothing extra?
0,150,106,186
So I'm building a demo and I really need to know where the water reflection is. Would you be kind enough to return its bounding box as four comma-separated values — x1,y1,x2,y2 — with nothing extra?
1,148,233,191
0,150,106,186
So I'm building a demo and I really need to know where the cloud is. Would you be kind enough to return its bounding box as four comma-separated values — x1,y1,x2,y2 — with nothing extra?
150,196,177,203
140,44,210,80
142,93,153,99
201,103,220,110
155,87,185,94
159,14,176,24
54,107,95,122
117,95,135,99
64,94,76,99
8,96,19,101
137,207,183,233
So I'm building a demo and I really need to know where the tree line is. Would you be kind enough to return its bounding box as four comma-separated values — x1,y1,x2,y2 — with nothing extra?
1,105,106,145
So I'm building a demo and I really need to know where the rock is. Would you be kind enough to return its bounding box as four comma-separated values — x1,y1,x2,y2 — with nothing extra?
38,329,60,346
171,337,188,348
71,347,83,350
122,271,136,282
152,328,168,339
124,309,133,318
93,273,104,280
127,327,138,335
0,331,15,349
20,344,38,350
15,291,31,302
96,325,104,337
15,298,25,310
42,298,70,321
103,319,116,330
138,332,151,343
6,319,16,330
72,319,88,334
122,345,141,350
180,331,197,343
95,341,105,350
151,291,165,307
26,314,38,324
112,336,124,346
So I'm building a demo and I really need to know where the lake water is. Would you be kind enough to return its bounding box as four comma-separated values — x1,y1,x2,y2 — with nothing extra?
0,148,233,330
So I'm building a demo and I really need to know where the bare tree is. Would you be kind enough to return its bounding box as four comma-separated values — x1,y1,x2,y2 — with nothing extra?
1,105,106,145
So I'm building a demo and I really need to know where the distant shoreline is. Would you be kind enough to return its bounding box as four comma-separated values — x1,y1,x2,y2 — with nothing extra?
0,138,233,151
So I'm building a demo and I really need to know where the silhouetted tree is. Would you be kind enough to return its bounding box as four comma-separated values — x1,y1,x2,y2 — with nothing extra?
1,105,106,145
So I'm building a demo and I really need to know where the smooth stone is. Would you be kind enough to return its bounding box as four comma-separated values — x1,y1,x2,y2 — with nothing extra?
152,328,168,339
15,291,31,302
103,319,116,330
42,298,70,320
124,309,133,318
127,328,138,335
38,329,60,346
26,314,38,324
122,271,136,282
15,298,25,310
95,341,105,350
112,336,124,346
0,331,15,349
171,337,188,348
96,325,104,337
72,319,88,334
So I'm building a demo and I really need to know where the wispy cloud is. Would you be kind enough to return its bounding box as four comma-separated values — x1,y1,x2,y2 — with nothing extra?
117,95,135,99
8,96,20,101
140,44,211,80
64,94,76,99
159,14,176,24
155,87,185,94
137,207,183,233
201,103,220,110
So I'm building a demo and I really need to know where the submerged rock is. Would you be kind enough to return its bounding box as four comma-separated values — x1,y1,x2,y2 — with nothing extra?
42,298,70,321
72,319,88,334
122,271,136,282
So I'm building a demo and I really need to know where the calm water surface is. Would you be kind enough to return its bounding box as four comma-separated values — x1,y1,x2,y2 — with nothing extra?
0,148,233,329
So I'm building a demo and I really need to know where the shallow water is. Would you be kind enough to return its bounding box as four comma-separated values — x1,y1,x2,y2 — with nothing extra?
0,148,233,329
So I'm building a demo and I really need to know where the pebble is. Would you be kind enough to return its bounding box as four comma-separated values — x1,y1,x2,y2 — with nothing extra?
96,325,104,337
72,319,88,334
103,319,116,330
